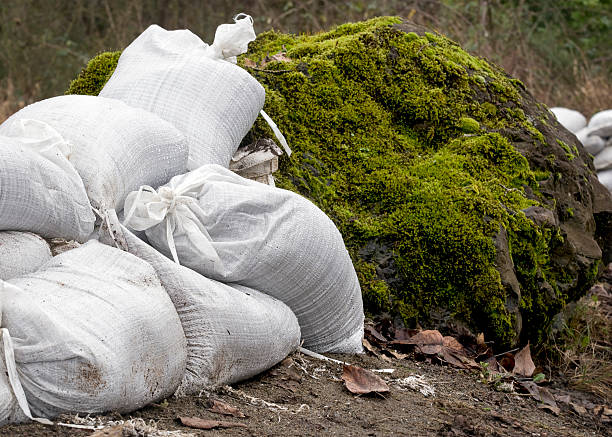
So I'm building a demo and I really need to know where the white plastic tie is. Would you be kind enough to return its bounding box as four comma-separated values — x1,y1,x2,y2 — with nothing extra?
123,171,221,267
205,15,292,159
207,13,256,63
1,326,53,425
260,110,292,157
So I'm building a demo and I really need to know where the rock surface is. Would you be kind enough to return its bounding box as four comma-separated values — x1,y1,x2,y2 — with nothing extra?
67,18,612,349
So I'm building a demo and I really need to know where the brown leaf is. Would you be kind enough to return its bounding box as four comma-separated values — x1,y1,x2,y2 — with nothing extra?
519,382,559,415
208,399,246,418
364,325,387,344
499,353,515,372
571,402,587,415
476,333,486,347
362,337,379,355
179,417,248,430
440,347,480,370
384,348,408,360
518,380,541,399
442,336,465,352
538,404,560,415
512,343,535,377
410,330,444,355
342,364,389,395
243,58,257,68
269,53,292,63
260,52,293,67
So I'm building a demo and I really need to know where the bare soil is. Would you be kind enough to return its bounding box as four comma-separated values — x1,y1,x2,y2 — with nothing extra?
3,350,610,437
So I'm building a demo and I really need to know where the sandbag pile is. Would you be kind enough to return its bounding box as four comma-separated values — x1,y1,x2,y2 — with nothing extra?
551,107,612,194
0,13,364,426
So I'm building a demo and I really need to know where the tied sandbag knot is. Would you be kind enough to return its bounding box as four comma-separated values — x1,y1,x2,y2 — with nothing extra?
203,14,292,158
123,175,221,268
206,13,256,63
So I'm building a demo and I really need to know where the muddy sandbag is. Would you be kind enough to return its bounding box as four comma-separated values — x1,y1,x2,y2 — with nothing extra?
99,16,265,169
100,210,300,393
594,147,612,171
0,121,95,241
0,95,188,211
0,232,52,280
123,164,364,353
0,240,186,425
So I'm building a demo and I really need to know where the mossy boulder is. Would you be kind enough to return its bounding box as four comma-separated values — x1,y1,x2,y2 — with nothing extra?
67,18,612,349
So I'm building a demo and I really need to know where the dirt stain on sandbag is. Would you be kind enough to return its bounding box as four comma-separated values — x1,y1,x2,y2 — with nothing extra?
76,362,107,394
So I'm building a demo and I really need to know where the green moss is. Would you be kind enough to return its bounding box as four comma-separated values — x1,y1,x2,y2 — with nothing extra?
459,117,480,133
66,51,121,95
557,139,576,161
68,18,568,349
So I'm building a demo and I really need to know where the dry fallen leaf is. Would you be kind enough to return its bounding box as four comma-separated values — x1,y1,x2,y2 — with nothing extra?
571,402,587,415
342,364,390,395
242,58,257,68
513,343,535,377
208,399,246,418
476,333,486,347
442,336,464,352
362,337,379,355
179,417,248,430
364,325,388,344
409,330,444,355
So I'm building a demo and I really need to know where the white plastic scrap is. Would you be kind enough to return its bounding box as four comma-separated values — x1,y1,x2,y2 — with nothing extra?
390,375,435,397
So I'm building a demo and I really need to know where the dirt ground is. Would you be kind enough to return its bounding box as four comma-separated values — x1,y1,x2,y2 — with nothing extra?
3,349,610,437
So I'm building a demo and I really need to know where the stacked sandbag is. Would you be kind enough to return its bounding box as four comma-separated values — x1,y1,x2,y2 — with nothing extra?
571,109,612,195
0,95,189,211
0,241,186,425
550,107,587,134
0,121,95,241
123,164,364,353
99,210,300,393
100,15,265,169
0,232,51,280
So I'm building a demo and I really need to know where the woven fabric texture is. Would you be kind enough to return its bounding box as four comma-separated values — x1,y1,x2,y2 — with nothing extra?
100,24,265,169
99,212,300,394
0,95,189,211
125,165,364,353
0,241,186,425
0,232,52,280
0,133,95,242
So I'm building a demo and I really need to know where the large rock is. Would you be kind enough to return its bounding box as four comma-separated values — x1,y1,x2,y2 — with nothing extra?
66,18,612,349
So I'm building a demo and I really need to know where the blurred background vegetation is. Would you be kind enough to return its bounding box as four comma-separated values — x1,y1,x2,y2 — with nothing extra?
1,0,611,122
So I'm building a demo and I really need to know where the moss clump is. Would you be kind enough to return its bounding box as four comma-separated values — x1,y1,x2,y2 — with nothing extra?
67,51,121,95
459,117,480,133
67,18,590,349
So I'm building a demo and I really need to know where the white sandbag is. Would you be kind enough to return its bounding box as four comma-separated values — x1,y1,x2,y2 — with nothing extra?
550,107,586,133
0,241,186,425
123,164,364,353
0,122,95,241
100,210,300,393
593,146,612,171
100,16,265,169
0,232,51,280
588,109,612,129
576,127,606,156
598,169,612,192
0,95,188,212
